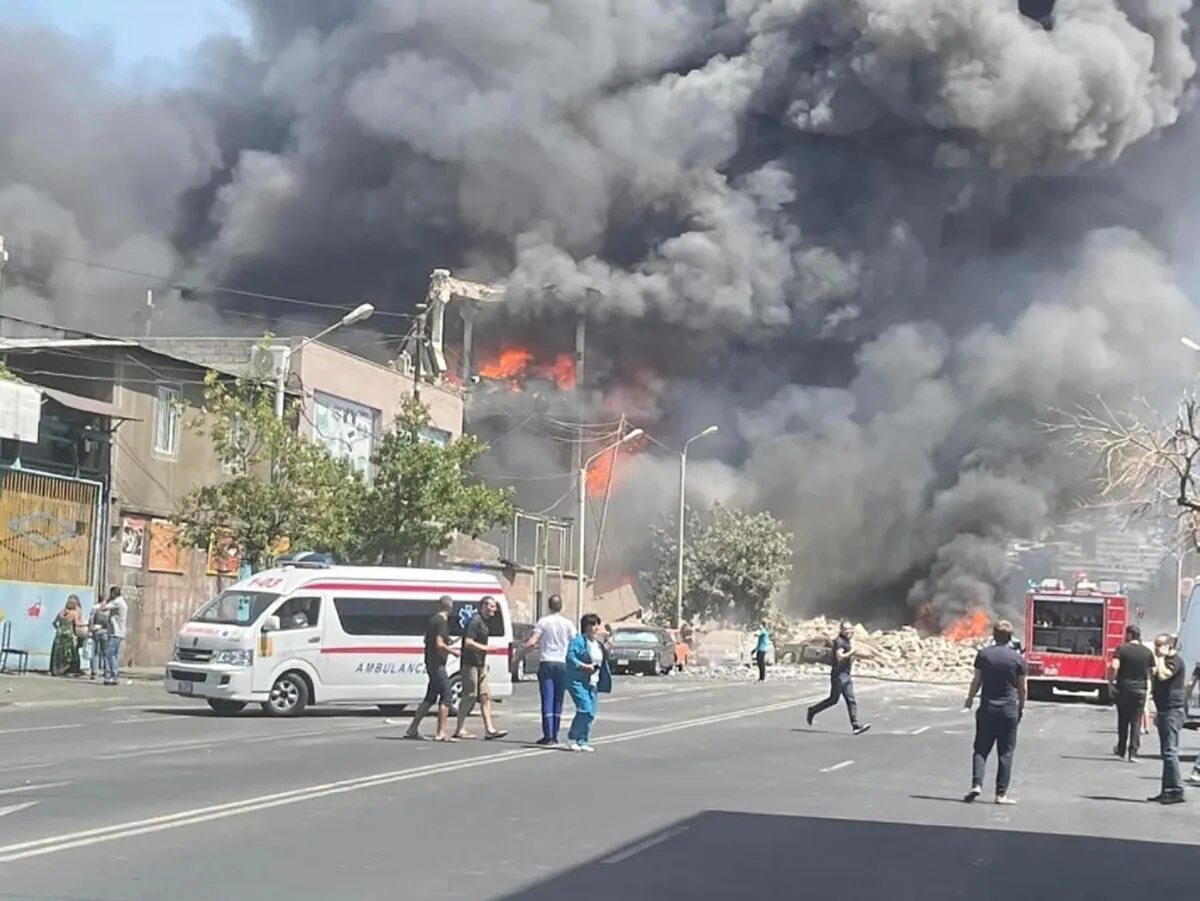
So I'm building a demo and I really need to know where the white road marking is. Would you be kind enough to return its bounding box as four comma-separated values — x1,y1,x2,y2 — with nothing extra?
94,723,381,761
0,724,83,737
602,826,689,863
0,802,38,818
0,691,836,863
910,725,931,735
110,716,188,725
819,760,855,773
0,782,70,796
942,730,968,735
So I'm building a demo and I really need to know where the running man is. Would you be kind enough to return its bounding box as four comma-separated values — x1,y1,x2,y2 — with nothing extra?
963,620,1026,805
454,596,508,740
806,620,870,735
405,596,458,742
526,594,576,745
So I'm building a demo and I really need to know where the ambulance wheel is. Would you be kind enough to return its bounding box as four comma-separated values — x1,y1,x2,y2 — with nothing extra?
263,672,309,717
206,699,246,715
449,673,463,717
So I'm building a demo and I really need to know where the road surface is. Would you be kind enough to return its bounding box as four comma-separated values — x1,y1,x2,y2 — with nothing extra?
0,673,1198,899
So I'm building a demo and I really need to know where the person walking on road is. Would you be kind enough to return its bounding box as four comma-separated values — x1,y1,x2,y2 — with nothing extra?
1149,633,1186,804
404,596,459,742
565,613,612,752
806,620,870,735
526,594,576,745
1109,624,1153,762
962,620,1026,805
453,596,508,741
754,620,769,683
103,587,128,686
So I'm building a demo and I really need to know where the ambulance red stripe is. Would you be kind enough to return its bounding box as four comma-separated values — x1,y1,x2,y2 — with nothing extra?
321,646,509,655
301,582,498,594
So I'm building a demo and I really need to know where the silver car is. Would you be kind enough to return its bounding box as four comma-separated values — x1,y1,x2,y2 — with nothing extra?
609,627,676,676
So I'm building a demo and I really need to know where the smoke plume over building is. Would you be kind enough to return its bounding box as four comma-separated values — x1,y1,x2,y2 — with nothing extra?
3,1,1200,625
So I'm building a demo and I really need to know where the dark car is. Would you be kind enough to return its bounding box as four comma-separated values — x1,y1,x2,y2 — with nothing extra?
510,623,539,683
609,626,676,676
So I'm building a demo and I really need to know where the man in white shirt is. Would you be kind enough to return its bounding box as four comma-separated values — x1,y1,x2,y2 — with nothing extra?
104,586,128,686
526,594,576,746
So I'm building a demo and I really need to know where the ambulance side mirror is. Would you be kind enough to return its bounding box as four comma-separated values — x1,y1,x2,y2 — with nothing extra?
262,615,281,634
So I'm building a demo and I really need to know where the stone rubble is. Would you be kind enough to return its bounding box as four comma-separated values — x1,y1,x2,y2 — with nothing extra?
677,615,981,685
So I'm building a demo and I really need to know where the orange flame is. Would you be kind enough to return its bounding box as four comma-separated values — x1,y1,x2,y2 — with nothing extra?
475,345,576,389
943,610,990,643
585,440,644,497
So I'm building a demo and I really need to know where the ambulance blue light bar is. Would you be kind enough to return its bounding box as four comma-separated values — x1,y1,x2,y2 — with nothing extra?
277,551,335,569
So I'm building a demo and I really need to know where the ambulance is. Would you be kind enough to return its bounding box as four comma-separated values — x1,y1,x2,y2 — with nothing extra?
164,554,515,716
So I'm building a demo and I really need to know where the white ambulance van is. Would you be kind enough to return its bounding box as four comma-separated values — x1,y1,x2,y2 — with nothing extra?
164,556,514,716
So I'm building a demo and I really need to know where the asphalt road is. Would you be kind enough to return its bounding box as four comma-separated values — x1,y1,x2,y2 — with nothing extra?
1,672,1199,900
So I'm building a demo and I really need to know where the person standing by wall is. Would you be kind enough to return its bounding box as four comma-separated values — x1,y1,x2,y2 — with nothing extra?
1108,624,1153,762
754,620,769,683
453,596,507,741
565,613,612,752
526,594,576,746
806,621,870,735
404,596,459,742
103,587,128,686
962,620,1026,805
88,595,110,681
1149,633,1186,804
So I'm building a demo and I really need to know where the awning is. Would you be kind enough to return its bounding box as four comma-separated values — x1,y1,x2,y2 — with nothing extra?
39,387,140,421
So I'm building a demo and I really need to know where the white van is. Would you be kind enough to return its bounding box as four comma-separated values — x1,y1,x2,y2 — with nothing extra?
164,559,514,716
1179,583,1200,730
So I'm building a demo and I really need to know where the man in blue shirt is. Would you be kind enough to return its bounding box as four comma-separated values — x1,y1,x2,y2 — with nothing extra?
963,620,1026,804
754,620,769,683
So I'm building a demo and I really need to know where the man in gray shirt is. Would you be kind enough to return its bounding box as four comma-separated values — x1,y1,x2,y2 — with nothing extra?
104,586,128,686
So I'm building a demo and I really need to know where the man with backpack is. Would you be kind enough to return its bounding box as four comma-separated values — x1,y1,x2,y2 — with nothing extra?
806,620,871,735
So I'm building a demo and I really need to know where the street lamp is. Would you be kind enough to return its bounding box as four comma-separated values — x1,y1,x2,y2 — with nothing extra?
676,425,719,629
274,303,375,419
1182,337,1200,353
576,427,644,623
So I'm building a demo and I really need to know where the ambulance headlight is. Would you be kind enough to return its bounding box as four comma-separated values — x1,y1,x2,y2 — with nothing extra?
213,649,254,667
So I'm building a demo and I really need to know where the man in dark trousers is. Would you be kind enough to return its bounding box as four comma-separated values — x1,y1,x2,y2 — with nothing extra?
806,620,870,735
404,596,458,742
1109,624,1153,761
963,620,1026,805
1149,632,1186,804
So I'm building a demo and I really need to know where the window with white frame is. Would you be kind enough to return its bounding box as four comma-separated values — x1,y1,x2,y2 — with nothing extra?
154,384,182,456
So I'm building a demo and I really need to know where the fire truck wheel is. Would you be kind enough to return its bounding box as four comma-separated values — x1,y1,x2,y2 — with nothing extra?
1028,682,1052,702
1097,685,1113,706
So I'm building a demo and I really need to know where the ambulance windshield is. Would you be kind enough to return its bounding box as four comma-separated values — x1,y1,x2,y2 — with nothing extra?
192,590,280,626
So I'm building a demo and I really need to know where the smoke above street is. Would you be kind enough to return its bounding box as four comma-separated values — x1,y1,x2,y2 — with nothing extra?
4,1,1200,624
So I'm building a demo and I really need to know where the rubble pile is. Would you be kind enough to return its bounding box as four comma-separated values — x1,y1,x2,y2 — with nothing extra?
681,615,981,685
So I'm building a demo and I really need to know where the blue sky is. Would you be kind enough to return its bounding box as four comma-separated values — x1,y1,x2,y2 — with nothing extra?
0,0,248,78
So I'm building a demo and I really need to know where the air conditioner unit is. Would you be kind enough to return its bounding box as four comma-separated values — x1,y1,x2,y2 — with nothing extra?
249,345,289,381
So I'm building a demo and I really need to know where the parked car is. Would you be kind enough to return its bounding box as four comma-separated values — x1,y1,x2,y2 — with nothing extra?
610,626,677,676
510,622,540,683
695,629,775,668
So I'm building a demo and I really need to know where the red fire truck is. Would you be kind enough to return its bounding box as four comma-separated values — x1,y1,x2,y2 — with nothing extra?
1024,574,1128,703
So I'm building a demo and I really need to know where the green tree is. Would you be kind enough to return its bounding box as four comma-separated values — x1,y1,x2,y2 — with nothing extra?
644,503,793,626
357,396,513,565
175,369,366,571
0,358,13,381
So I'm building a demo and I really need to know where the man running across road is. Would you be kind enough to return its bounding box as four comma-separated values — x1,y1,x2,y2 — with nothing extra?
405,596,459,742
525,594,576,746
454,596,508,741
807,620,870,735
963,620,1026,805
1109,624,1153,762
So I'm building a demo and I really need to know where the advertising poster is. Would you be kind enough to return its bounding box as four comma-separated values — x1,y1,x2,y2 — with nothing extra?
206,528,241,577
147,519,185,574
120,517,147,569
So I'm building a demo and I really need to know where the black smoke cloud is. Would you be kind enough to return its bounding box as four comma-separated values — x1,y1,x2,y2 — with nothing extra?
3,1,1200,625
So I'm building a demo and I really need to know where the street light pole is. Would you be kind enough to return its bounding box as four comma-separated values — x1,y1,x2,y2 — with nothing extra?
676,425,719,629
274,302,375,420
577,427,644,623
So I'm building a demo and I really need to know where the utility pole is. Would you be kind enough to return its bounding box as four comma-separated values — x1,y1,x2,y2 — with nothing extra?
142,289,156,337
676,426,719,629
572,314,586,620
0,235,8,322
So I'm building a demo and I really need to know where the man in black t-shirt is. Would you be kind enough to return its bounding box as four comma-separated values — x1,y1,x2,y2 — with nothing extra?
1109,625,1154,761
806,621,870,735
453,596,507,740
963,620,1026,805
404,596,458,742
1149,633,1186,804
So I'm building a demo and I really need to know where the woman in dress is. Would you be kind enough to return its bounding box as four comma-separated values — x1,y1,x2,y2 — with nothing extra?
51,595,85,676
565,613,613,752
